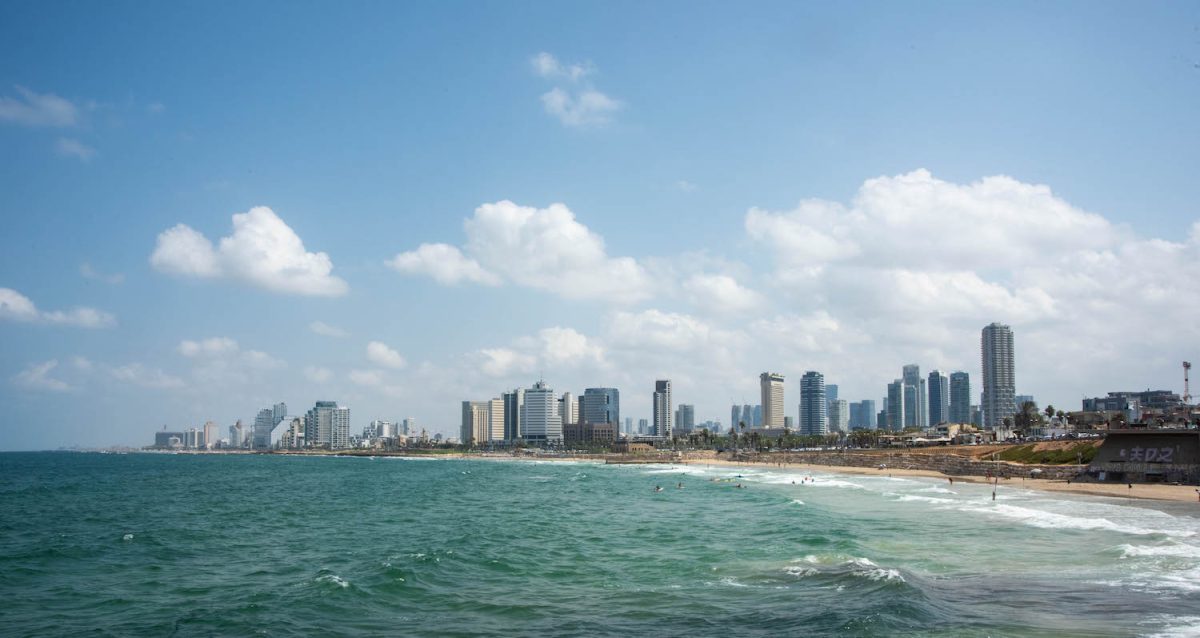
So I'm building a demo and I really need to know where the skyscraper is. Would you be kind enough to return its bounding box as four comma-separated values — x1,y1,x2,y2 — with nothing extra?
461,400,490,446
753,405,762,426
731,404,742,430
902,364,926,428
624,417,633,435
675,404,695,433
760,372,785,428
741,404,753,428
981,322,1016,428
887,380,906,431
522,380,560,442
828,399,848,433
582,388,620,426
502,388,524,440
653,380,672,437
305,401,340,448
489,397,505,441
799,371,827,436
928,370,950,425
826,384,839,402
560,391,577,426
949,372,971,424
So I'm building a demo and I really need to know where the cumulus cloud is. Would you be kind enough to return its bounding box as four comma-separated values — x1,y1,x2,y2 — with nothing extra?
476,348,538,378
0,287,116,328
55,137,96,161
309,321,349,338
13,360,71,392
682,273,763,315
0,86,79,127
386,243,500,285
150,206,348,297
390,201,651,304
532,53,621,127
178,337,240,358
366,341,407,369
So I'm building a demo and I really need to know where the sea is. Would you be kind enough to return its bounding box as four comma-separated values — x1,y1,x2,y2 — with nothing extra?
1,452,1199,637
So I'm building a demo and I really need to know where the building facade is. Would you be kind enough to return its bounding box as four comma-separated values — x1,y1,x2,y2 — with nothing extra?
981,322,1016,428
928,370,950,425
653,380,672,437
949,371,971,424
887,380,906,431
799,371,827,436
582,388,620,426
760,372,785,428
522,380,561,442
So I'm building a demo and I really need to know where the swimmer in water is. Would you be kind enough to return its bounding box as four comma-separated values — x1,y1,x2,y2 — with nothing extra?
654,485,663,492
677,482,683,489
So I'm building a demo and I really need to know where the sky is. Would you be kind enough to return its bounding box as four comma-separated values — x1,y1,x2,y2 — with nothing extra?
1,1,1199,449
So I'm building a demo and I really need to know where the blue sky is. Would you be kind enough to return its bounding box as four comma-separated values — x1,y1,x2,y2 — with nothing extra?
2,1,1198,449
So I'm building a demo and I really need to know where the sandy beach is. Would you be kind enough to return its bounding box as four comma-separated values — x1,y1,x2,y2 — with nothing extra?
679,457,1200,503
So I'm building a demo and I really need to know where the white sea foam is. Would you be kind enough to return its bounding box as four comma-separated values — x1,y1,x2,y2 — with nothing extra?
790,499,805,506
959,502,1196,539
916,487,957,495
122,533,133,541
1141,615,1200,638
316,574,350,588
894,494,956,504
1118,543,1200,559
785,555,905,582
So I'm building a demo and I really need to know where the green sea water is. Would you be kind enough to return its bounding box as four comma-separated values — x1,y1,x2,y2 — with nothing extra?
2,452,1199,637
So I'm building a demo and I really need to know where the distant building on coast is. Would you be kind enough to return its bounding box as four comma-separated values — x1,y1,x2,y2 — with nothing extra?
522,380,561,443
800,371,827,436
949,372,971,424
653,380,672,437
981,322,1016,428
760,372,785,428
675,404,695,433
887,379,906,431
461,400,490,446
304,401,350,449
583,388,620,427
928,371,949,425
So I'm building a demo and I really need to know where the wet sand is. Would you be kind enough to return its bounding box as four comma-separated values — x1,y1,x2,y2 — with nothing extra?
682,457,1200,503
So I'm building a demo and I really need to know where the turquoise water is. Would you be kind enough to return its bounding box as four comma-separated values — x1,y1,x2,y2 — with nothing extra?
2,453,1199,636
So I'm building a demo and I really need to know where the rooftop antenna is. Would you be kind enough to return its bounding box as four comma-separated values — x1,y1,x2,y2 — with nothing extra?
1184,361,1193,405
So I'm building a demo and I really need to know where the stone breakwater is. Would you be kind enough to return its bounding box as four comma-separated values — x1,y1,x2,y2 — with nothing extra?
725,450,1084,481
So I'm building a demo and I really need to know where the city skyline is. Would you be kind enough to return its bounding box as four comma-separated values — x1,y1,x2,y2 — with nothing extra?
3,3,1200,449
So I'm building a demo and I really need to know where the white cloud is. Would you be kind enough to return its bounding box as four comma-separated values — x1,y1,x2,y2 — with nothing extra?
80,263,124,284
55,137,96,161
309,321,349,338
109,363,185,389
393,200,651,304
0,287,115,328
13,360,70,392
682,273,763,315
476,348,538,377
540,88,621,127
532,53,621,127
366,341,407,369
530,327,605,368
178,337,239,358
71,356,93,371
0,86,79,127
304,365,333,383
150,206,348,297
531,52,590,81
386,243,500,286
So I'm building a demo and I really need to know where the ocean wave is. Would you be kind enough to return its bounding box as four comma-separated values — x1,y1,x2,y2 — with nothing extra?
958,503,1197,539
1118,543,1200,559
915,486,956,494
893,494,955,504
790,499,805,506
315,573,350,589
1141,615,1200,638
785,555,906,583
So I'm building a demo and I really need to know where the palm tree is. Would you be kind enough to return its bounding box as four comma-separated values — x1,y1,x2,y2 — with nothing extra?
1013,401,1042,437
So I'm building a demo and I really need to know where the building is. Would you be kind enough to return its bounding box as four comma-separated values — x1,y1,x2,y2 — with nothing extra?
401,417,416,436
731,405,742,430
753,405,762,427
849,400,876,430
1015,394,1036,410
624,417,633,435
331,405,350,449
800,371,827,436
304,401,346,449
741,404,753,428
928,371,950,425
981,322,1017,428
489,398,505,441
253,408,275,449
563,422,617,446
784,416,794,430
829,399,849,433
638,418,649,434
887,380,906,431
153,430,184,449
522,380,561,442
502,389,524,441
653,380,673,437
202,421,219,449
461,401,490,446
826,384,839,403
760,373,785,428
279,417,305,448
949,372,971,424
902,364,926,428
675,404,695,433
560,392,577,426
582,388,620,427
228,421,244,448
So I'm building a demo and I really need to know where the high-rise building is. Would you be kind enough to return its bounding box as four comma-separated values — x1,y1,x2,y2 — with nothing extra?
228,421,244,448
559,392,577,426
784,416,794,430
489,398,505,441
949,372,971,423
800,371,827,436
304,401,343,448
887,380,906,431
401,417,416,436
1015,394,1036,409
760,372,785,428
981,322,1017,428
502,389,524,441
850,399,877,430
828,399,849,433
624,417,632,435
203,421,220,449
331,406,350,449
928,371,950,425
522,380,561,442
741,404,753,427
461,401,490,446
731,405,742,430
753,405,762,426
826,384,839,402
675,404,695,433
653,380,672,437
638,418,648,434
902,364,926,428
582,388,620,426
